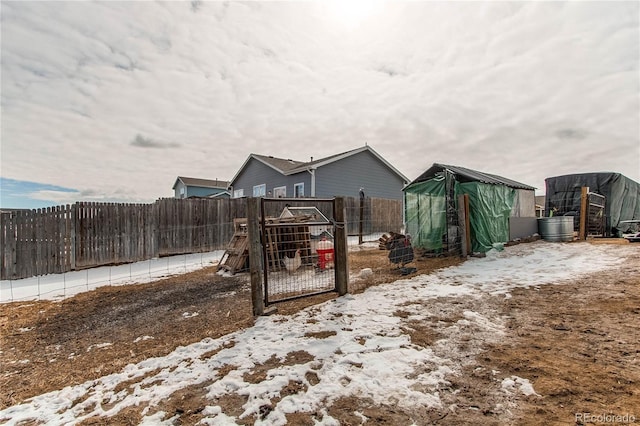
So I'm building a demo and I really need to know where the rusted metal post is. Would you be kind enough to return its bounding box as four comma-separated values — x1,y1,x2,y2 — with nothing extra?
579,187,589,240
247,197,264,316
464,195,471,253
334,197,349,296
358,188,364,245
457,194,468,257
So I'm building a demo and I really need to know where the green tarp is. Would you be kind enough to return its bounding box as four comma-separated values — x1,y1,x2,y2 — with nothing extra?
404,178,516,253
458,182,516,252
404,178,447,251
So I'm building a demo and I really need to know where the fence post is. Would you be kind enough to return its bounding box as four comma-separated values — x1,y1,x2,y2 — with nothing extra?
334,197,349,296
457,194,469,258
579,187,589,240
71,203,77,270
358,190,364,245
247,197,264,316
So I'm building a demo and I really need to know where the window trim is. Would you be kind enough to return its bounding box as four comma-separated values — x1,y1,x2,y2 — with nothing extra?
273,186,287,198
253,184,266,197
294,182,304,198
233,188,244,198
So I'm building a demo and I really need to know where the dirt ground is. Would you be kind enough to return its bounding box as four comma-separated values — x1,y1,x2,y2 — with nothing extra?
1,244,638,425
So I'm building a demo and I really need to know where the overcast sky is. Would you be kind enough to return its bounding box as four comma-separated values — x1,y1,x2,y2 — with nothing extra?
1,1,638,208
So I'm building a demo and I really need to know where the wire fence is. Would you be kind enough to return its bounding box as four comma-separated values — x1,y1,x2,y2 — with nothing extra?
0,233,389,304
0,251,223,303
2,197,403,281
260,198,339,305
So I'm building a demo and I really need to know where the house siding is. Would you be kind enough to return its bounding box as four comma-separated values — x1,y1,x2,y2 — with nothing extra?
174,182,188,199
232,158,311,198
174,182,227,199
314,150,406,200
185,187,222,198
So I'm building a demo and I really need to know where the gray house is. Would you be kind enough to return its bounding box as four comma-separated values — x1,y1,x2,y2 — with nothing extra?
172,177,230,199
229,145,409,200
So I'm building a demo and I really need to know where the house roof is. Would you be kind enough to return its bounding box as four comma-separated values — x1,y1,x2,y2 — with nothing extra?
207,191,231,198
280,206,330,223
409,163,536,190
173,176,230,190
230,145,409,184
252,155,306,173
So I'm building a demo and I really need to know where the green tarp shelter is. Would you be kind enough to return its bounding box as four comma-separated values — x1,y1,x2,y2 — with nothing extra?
404,164,536,253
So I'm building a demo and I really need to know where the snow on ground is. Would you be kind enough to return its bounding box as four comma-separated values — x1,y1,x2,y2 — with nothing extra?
0,251,226,303
1,235,380,303
0,241,634,425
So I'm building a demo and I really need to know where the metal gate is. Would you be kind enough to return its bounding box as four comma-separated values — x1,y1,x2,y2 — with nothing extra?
260,198,341,305
586,192,606,237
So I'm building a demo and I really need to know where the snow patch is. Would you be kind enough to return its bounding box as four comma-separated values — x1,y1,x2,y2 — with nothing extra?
87,343,112,352
0,241,632,424
501,375,540,397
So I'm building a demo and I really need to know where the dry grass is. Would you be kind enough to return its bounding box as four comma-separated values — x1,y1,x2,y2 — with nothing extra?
348,248,462,293
2,245,639,425
0,248,460,409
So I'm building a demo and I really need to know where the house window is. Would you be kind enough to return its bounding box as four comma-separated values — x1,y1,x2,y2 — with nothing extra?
273,186,286,198
253,184,266,197
180,187,185,199
294,183,304,198
233,189,244,198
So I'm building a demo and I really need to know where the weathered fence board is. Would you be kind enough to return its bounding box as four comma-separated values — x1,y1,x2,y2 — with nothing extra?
0,196,402,280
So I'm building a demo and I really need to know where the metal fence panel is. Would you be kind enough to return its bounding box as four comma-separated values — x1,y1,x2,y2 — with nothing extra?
261,198,338,305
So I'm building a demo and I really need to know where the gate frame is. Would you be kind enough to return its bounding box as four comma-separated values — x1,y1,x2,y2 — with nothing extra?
247,197,348,315
578,187,607,239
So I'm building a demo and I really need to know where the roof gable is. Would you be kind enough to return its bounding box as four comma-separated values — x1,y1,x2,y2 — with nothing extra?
289,145,408,181
230,145,409,185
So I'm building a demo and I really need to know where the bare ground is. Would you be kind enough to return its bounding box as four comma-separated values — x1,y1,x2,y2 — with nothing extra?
1,244,639,425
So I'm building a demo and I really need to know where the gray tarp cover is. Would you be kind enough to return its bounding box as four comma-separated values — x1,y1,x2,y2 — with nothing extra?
544,173,640,234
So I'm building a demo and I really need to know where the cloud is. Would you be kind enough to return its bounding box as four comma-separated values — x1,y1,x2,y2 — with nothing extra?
190,1,203,14
555,129,588,141
130,134,181,149
0,1,638,207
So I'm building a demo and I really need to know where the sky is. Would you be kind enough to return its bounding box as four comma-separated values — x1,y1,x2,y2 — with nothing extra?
1,1,639,209
0,240,632,423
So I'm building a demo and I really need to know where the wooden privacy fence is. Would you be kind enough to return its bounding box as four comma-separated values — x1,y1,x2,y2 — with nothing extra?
1,205,74,279
75,203,155,269
1,196,402,280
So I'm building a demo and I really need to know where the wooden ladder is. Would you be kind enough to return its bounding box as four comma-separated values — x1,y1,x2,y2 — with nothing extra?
217,219,250,274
